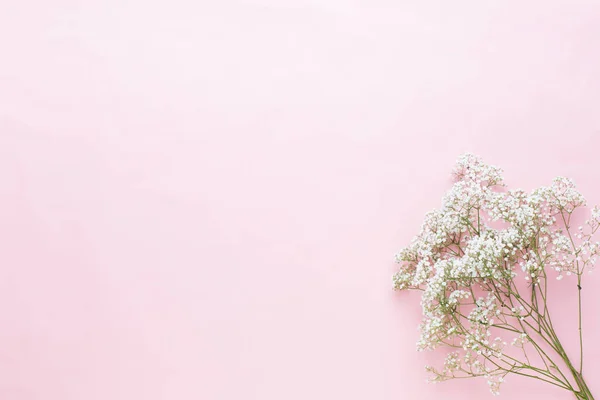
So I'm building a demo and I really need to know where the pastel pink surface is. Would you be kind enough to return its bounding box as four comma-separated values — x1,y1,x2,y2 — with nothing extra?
0,1,599,399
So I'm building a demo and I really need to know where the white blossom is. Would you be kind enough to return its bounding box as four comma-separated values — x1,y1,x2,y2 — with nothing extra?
393,154,599,395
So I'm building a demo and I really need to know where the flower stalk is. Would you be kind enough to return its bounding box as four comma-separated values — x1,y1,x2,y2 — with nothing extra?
393,154,598,398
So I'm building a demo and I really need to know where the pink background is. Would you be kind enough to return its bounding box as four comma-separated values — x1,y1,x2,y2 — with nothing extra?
1,1,599,399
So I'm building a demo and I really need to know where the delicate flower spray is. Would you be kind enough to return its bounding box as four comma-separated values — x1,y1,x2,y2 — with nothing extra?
393,154,597,399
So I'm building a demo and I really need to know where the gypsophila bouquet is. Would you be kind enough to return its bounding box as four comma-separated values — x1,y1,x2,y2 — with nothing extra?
393,154,597,399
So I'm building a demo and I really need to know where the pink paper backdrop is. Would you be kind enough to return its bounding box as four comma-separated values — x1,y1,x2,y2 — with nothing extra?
0,1,599,399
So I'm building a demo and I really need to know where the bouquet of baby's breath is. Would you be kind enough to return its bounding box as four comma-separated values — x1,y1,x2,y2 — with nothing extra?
393,154,597,399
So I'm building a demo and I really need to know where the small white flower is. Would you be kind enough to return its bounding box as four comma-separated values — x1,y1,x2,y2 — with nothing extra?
393,154,598,395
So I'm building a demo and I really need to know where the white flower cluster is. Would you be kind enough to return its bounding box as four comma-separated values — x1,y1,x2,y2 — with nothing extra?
393,154,600,395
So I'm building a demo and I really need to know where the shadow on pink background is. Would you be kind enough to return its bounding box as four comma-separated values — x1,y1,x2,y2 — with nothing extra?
0,1,599,399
